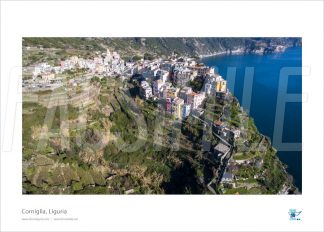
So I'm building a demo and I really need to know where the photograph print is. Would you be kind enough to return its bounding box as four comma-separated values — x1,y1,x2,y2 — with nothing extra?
22,37,302,195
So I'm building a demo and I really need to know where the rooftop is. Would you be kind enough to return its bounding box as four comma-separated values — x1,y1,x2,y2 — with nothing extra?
222,172,234,180
214,120,223,126
214,142,230,154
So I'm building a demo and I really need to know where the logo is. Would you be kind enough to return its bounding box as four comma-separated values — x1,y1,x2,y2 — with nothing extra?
288,209,302,220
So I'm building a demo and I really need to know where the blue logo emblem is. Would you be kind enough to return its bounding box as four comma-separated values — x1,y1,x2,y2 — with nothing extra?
288,209,302,220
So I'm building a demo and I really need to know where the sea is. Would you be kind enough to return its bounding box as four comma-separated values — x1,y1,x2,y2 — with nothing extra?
202,46,302,192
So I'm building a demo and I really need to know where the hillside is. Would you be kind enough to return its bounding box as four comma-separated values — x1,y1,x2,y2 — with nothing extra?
23,37,301,61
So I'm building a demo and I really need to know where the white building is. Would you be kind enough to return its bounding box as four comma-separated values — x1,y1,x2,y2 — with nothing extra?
159,70,170,83
32,66,42,78
205,83,213,95
174,68,192,87
187,92,205,109
233,129,241,139
179,86,192,103
41,72,55,83
112,51,120,60
140,81,152,100
153,79,164,97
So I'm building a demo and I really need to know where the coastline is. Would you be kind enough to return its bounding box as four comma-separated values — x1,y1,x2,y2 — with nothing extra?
22,43,300,194
226,93,297,194
198,45,294,59
199,50,243,58
201,48,301,193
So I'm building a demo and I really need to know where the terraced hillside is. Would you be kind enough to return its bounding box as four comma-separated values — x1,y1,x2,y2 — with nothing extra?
23,77,222,194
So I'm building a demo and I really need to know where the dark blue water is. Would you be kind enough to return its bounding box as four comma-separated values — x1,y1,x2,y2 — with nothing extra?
202,47,302,192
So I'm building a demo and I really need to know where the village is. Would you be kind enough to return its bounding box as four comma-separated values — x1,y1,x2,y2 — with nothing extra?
23,48,228,123
22,48,295,194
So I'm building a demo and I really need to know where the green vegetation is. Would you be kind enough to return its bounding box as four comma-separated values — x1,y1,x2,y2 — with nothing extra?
23,102,80,158
229,99,241,127
109,109,138,144
203,96,223,122
144,53,155,60
234,165,257,179
224,187,249,194
189,76,204,92
23,82,210,194
182,116,204,145
260,149,288,194
23,37,301,62
22,84,292,194
233,151,260,160
23,37,104,51
63,68,88,79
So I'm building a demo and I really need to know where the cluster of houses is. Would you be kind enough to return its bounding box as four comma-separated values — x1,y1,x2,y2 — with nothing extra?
25,48,229,124
23,49,127,91
30,49,126,82
136,57,228,120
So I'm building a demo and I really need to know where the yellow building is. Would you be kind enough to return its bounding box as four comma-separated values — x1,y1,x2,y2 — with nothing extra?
172,97,184,119
167,87,180,99
216,80,227,93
